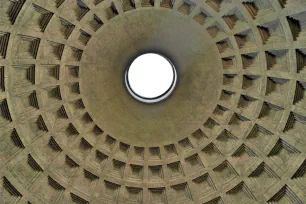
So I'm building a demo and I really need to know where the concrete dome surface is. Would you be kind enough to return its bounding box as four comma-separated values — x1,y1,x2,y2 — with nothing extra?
0,0,306,203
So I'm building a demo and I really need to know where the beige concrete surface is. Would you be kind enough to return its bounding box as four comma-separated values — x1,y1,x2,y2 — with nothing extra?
0,0,306,203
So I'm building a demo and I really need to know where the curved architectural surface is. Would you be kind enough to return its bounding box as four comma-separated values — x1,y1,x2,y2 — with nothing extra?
0,0,306,204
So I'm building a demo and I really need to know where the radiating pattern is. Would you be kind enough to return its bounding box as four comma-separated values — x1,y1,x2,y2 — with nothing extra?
0,0,306,203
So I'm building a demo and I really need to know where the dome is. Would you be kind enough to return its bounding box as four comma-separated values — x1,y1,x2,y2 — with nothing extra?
0,0,306,203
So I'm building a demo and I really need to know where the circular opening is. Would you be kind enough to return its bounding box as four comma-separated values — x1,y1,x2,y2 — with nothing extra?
125,53,177,103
